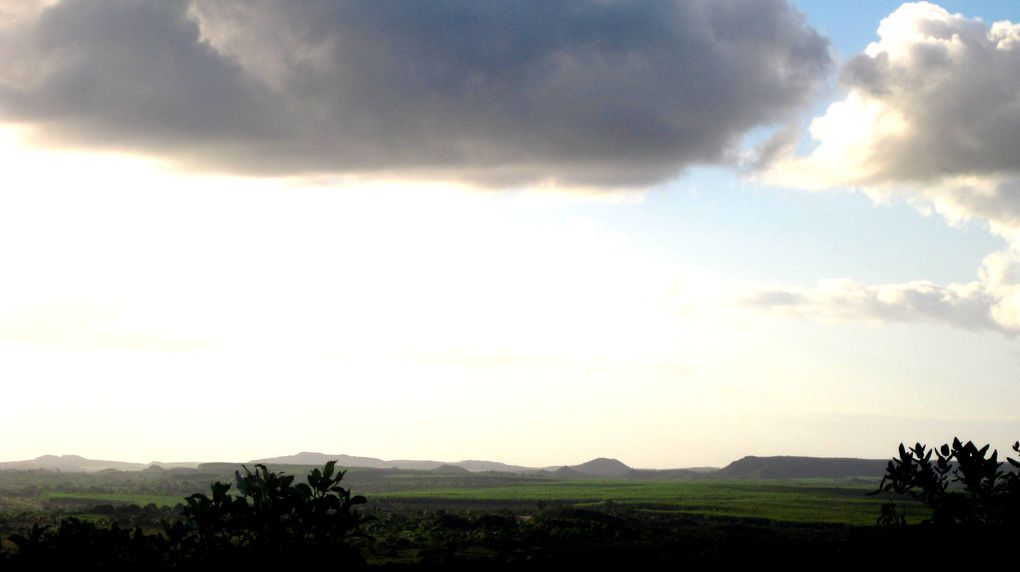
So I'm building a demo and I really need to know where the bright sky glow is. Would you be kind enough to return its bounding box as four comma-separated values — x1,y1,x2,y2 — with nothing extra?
1,1,1018,468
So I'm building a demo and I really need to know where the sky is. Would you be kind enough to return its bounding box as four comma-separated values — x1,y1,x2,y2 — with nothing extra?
1,1,1019,468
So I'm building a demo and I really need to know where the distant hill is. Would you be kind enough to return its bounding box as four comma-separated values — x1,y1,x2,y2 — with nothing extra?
431,464,471,474
455,460,539,473
196,462,242,472
552,466,586,478
0,455,147,472
252,452,540,473
542,458,637,479
0,452,548,474
252,452,446,471
149,461,202,470
570,457,633,477
0,452,888,479
718,456,887,479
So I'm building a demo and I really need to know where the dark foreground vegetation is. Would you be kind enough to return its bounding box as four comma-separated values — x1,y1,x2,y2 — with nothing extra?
875,438,1020,525
0,438,1017,570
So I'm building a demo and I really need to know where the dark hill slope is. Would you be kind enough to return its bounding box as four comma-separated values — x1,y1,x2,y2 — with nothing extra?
571,458,633,477
718,456,887,479
432,464,471,474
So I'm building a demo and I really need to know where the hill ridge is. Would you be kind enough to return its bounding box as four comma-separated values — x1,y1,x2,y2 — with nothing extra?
719,455,887,479
0,452,892,479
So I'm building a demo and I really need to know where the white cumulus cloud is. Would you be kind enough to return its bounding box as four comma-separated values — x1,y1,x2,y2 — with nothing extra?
753,2,1020,334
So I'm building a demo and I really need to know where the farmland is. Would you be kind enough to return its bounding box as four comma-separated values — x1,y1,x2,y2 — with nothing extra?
0,462,986,569
0,464,915,528
370,478,900,525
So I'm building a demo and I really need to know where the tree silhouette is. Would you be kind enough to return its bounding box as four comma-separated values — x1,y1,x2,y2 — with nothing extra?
178,460,368,565
4,461,369,569
875,438,1020,525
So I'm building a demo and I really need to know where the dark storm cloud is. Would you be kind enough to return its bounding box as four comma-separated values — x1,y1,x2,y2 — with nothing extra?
0,0,281,149
0,0,830,187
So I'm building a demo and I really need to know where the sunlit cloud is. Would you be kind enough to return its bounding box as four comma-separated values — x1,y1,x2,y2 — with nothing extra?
751,2,1020,334
765,2,1020,191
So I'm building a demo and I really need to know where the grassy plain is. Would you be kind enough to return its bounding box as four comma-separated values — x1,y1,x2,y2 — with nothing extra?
370,478,913,526
0,467,944,568
0,466,918,527
40,491,183,508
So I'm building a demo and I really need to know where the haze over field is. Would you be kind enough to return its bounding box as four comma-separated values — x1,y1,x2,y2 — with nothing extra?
1,1,1018,468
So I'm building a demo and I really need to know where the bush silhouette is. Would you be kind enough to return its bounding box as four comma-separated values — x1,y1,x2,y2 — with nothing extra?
4,461,369,569
177,460,368,565
875,438,1020,525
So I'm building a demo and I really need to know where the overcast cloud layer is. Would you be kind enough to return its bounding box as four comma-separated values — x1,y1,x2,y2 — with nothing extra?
0,0,830,187
756,2,1020,335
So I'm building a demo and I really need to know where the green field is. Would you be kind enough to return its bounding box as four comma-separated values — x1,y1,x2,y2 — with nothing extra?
0,465,998,568
41,491,184,508
370,478,921,526
0,466,922,528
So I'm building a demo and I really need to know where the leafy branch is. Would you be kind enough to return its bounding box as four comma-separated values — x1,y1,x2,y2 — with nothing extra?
874,438,1020,525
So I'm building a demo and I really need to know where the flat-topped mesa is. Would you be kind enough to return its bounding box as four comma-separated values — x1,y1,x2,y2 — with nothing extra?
0,455,147,472
718,456,888,479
